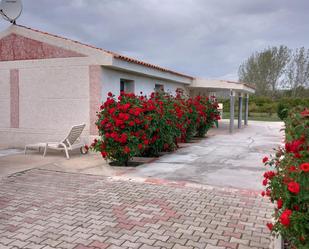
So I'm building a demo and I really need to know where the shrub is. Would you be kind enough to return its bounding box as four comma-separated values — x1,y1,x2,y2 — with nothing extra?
262,106,309,248
277,98,309,120
277,102,289,120
195,96,220,137
91,91,220,165
91,92,148,166
143,92,181,156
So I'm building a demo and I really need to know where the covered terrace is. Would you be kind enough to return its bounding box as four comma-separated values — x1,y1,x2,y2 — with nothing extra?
188,79,255,133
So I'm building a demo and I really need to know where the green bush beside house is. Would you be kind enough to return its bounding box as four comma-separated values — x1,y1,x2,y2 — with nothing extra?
219,96,309,121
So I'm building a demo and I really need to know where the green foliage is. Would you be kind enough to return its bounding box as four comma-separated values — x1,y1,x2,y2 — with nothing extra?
277,102,288,120
239,45,290,96
239,46,309,98
218,96,309,121
277,98,309,120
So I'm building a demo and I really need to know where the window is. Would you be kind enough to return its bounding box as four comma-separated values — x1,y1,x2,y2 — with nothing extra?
154,84,164,93
120,79,135,93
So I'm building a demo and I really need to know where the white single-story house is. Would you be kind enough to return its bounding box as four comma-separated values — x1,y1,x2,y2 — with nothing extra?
0,25,255,148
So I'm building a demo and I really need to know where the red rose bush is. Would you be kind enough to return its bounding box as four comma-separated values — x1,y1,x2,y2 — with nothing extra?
91,91,220,165
262,107,309,249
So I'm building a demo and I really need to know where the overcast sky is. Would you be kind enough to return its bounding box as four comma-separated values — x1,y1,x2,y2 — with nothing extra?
1,0,309,79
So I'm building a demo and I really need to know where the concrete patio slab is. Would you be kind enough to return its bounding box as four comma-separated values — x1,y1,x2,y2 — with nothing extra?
0,151,124,179
124,120,284,190
0,148,24,157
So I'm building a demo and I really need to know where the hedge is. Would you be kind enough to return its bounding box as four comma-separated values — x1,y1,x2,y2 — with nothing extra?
90,91,220,165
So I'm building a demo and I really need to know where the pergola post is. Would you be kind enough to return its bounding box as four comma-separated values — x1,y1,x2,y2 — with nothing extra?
244,93,249,126
229,90,235,133
238,93,243,129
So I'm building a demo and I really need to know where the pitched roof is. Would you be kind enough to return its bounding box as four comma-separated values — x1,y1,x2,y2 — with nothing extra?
15,25,194,79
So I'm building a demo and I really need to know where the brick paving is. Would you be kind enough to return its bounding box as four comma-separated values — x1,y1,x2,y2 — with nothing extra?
0,169,273,249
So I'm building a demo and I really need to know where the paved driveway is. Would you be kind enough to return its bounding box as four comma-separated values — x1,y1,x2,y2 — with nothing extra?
0,169,272,249
0,120,282,248
126,121,284,190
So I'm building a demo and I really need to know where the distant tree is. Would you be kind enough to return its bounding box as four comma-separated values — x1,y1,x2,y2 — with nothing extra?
284,47,309,97
238,46,290,97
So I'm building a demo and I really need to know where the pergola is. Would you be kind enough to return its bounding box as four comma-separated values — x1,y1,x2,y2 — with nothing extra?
188,79,255,133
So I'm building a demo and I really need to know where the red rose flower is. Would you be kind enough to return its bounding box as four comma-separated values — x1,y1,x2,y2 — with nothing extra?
277,199,283,209
138,144,143,150
115,119,124,127
285,139,304,153
266,223,274,231
118,113,130,121
108,107,116,114
300,108,309,117
262,178,268,186
263,171,276,179
287,181,300,194
84,145,89,151
124,146,130,154
101,151,107,158
108,92,113,97
294,152,301,159
261,191,265,197
119,133,128,144
266,190,271,196
288,166,297,172
121,103,131,112
279,209,292,227
300,162,309,172
262,156,268,163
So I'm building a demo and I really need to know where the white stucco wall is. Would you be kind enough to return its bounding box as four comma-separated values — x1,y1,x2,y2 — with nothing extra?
112,58,193,85
0,60,91,147
0,69,10,128
101,67,188,101
19,65,89,130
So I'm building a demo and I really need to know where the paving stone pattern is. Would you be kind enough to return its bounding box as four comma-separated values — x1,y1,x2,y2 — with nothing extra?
0,169,273,249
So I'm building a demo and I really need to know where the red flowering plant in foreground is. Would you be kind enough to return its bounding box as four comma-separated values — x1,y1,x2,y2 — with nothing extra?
262,107,309,248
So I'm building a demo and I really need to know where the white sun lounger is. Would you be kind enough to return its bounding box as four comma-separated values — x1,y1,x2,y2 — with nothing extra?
24,143,47,154
43,124,86,159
